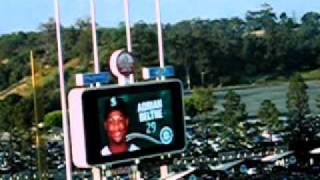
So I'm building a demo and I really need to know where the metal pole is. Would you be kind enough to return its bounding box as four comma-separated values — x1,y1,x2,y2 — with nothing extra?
90,1,102,178
123,0,135,84
156,1,170,174
90,0,100,73
124,0,132,53
53,1,72,179
155,0,165,70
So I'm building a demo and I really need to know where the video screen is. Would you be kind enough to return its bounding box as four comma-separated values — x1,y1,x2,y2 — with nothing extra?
81,80,185,165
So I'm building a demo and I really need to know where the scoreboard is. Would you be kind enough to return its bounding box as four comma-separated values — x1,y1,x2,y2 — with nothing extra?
68,80,186,168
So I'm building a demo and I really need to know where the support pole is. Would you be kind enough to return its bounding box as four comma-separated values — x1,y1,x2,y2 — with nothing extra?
53,1,72,179
160,165,169,179
90,0,100,74
123,0,132,53
160,155,169,179
156,0,170,175
155,0,165,80
92,167,101,180
90,0,102,179
123,0,134,84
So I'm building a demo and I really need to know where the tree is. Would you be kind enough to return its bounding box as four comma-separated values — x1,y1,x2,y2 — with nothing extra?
73,18,93,63
183,86,217,146
44,110,62,129
221,90,249,149
245,3,276,31
184,86,215,116
223,90,247,125
257,99,281,141
166,21,196,88
286,73,310,123
38,18,58,66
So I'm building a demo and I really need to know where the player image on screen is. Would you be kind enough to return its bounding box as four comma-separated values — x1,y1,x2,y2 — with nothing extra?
68,80,185,167
101,97,140,156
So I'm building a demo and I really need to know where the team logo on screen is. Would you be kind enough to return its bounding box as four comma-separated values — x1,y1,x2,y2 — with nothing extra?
160,126,173,144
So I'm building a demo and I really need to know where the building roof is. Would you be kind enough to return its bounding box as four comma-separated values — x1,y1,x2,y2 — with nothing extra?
261,151,293,162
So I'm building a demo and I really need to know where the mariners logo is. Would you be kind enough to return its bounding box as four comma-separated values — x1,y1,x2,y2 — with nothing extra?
160,126,173,144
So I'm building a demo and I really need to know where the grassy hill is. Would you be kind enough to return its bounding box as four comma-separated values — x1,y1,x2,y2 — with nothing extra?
0,58,80,100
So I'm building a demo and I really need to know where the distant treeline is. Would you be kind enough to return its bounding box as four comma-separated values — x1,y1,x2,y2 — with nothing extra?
1,4,320,90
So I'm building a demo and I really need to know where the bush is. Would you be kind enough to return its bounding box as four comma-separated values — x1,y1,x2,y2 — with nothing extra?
44,110,62,128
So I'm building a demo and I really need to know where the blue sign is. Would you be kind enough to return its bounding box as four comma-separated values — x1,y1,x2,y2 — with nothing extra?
143,66,175,79
76,72,110,86
148,67,161,77
163,66,175,77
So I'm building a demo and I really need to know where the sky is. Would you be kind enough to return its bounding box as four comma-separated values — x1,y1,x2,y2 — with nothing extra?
0,0,319,35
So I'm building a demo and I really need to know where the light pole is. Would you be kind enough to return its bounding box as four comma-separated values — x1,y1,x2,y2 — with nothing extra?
53,0,73,179
155,0,165,80
123,0,135,84
124,0,132,53
90,0,100,74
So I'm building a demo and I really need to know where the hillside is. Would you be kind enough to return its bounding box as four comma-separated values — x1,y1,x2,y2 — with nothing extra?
0,58,80,100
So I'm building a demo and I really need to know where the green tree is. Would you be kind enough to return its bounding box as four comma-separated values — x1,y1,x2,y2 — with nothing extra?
73,18,93,63
286,73,310,123
38,18,58,66
166,21,196,88
223,90,247,126
184,86,215,116
44,110,63,129
184,97,197,117
257,99,281,140
222,90,249,149
245,3,276,31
